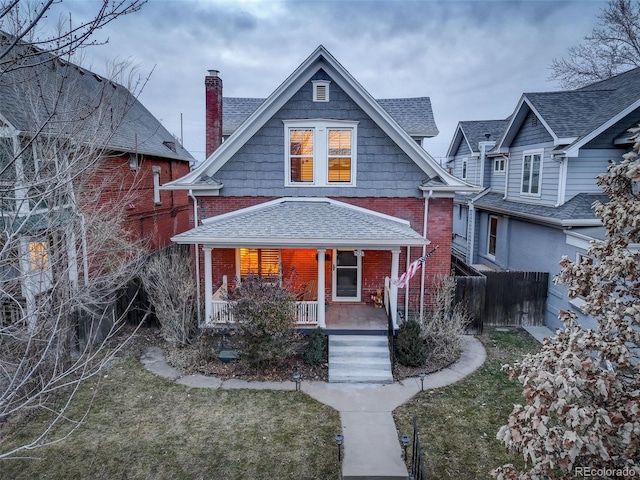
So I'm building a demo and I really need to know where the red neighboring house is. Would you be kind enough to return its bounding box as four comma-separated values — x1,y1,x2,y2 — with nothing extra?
0,37,193,325
164,46,475,331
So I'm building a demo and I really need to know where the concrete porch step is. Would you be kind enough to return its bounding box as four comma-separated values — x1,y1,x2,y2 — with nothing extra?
329,335,393,384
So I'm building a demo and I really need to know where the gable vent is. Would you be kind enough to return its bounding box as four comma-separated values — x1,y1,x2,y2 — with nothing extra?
531,114,538,126
312,80,330,102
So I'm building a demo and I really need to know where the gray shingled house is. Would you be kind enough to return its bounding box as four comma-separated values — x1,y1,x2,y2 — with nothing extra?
446,68,640,330
164,45,477,340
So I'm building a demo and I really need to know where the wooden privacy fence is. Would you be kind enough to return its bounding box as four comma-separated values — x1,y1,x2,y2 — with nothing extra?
455,271,548,328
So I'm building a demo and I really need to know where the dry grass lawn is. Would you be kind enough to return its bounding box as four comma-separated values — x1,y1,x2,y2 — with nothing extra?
1,349,341,479
394,327,542,479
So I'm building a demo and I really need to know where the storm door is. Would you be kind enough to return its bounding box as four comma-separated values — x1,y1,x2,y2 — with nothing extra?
332,249,361,302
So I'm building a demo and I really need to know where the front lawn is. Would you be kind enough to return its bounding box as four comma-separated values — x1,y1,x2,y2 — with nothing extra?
394,327,542,479
0,343,341,479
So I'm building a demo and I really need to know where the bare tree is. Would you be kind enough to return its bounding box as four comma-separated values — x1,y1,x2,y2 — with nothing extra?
0,3,152,460
550,0,640,89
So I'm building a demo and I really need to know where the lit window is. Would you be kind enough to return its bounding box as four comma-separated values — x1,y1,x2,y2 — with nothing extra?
285,120,357,187
327,130,352,182
239,248,280,279
488,216,498,257
29,241,49,272
289,129,314,183
521,151,542,195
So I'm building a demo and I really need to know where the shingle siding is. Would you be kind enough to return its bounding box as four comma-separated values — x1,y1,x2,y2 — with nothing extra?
214,69,426,197
512,112,554,147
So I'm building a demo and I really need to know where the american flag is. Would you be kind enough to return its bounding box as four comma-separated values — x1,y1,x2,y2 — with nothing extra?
394,246,438,288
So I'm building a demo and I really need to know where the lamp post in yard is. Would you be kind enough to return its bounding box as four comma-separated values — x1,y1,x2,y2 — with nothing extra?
334,434,344,462
292,365,301,391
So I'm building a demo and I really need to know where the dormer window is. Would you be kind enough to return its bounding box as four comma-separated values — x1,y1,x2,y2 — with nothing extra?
312,80,330,102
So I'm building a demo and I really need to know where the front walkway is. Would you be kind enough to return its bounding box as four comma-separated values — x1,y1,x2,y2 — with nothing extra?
141,336,486,480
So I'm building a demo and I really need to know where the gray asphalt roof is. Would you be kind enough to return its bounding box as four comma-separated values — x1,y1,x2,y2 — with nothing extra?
458,119,509,153
0,36,194,163
524,67,640,140
222,96,438,138
473,192,608,224
172,199,428,247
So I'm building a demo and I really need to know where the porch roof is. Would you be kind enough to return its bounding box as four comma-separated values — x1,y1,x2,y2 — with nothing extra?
172,197,429,248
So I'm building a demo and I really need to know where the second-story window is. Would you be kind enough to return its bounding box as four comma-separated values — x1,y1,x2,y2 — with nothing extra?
521,150,542,196
284,120,357,187
461,158,468,180
494,157,505,173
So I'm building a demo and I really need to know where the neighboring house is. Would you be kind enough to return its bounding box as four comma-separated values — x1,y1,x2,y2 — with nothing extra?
446,68,640,329
0,35,194,325
164,45,475,331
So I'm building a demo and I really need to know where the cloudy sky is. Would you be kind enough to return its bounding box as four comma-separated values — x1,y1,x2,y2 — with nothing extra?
61,0,607,163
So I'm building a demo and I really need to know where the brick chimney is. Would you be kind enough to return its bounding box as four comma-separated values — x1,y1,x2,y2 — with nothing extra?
205,69,223,158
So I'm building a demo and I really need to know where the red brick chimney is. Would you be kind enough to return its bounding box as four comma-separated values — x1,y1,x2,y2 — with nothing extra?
205,69,223,158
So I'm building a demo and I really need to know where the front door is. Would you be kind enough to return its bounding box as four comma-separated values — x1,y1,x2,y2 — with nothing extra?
332,249,361,302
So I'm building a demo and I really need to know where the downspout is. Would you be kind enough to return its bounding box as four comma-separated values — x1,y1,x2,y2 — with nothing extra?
420,191,432,320
503,153,509,200
189,189,202,326
555,156,567,207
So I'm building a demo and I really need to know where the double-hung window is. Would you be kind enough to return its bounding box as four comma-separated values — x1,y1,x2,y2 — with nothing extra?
494,157,505,173
284,120,357,187
521,150,542,196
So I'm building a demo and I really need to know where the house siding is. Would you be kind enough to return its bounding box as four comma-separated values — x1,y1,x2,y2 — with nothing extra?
564,149,621,200
213,70,427,198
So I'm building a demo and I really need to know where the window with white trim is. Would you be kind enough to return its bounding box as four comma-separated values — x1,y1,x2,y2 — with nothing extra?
521,150,542,196
487,215,498,258
494,157,505,173
152,166,161,205
461,158,468,180
237,248,281,281
284,120,357,187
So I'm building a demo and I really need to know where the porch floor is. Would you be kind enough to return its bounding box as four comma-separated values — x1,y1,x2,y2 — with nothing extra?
324,304,388,332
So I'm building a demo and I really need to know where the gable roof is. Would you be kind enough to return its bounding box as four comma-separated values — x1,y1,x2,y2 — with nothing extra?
446,118,509,159
495,67,640,156
0,34,194,163
171,197,428,247
164,45,472,193
223,97,438,138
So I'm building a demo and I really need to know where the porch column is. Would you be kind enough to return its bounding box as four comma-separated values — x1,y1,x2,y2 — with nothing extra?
317,248,326,328
390,248,400,329
203,246,213,324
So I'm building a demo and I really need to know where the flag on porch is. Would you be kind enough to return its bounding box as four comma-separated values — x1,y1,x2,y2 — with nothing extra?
394,246,438,288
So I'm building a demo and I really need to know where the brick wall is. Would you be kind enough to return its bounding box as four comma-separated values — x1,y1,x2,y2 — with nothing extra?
194,195,454,314
88,154,191,253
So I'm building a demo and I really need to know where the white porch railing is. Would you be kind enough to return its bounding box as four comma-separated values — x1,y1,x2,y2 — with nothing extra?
205,277,318,327
205,300,318,327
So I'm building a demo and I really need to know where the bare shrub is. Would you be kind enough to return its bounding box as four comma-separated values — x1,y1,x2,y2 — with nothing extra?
418,275,471,367
229,275,301,371
141,248,198,347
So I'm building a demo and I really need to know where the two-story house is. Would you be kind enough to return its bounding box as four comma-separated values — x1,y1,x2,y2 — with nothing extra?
0,35,194,326
447,68,640,329
164,46,475,332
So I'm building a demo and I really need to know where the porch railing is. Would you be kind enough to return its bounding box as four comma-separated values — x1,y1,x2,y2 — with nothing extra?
205,275,318,327
206,299,318,327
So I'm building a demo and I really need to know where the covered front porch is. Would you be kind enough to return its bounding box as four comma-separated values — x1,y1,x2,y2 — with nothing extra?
170,197,429,331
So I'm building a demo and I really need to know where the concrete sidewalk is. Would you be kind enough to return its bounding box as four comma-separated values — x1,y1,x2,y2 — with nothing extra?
141,335,486,480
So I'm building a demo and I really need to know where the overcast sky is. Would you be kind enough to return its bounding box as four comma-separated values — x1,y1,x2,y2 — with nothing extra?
62,0,607,163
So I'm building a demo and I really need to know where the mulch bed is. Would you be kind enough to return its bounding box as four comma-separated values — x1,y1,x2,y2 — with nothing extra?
131,326,456,384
